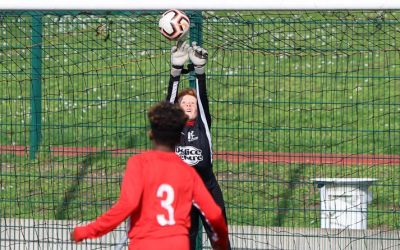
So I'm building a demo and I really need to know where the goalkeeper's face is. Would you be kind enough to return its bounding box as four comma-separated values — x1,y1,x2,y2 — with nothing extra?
179,95,198,120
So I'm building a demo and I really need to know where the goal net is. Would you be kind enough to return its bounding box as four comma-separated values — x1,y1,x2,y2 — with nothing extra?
1,7,399,250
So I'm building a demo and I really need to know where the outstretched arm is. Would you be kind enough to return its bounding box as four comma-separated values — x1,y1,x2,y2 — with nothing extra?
71,157,143,242
166,42,189,103
189,42,212,127
196,73,212,128
166,72,181,104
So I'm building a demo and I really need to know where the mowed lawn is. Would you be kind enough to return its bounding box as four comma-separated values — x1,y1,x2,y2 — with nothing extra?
1,153,399,229
0,11,399,229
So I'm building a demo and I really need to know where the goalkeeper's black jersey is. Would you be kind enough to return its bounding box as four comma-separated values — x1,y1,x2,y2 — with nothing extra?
166,73,216,188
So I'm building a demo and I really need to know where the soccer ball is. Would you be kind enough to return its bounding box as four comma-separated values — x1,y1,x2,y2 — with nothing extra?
159,9,190,41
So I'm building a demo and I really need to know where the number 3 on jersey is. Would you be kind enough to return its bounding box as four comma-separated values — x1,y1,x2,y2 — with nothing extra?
156,184,176,226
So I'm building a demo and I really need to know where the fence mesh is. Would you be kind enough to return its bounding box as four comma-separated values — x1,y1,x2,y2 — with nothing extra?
0,10,399,249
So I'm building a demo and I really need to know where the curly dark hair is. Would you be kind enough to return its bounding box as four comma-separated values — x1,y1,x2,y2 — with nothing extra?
148,101,188,147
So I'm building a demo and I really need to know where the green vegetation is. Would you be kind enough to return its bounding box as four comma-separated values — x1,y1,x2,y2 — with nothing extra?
214,160,400,229
1,154,399,229
0,11,399,230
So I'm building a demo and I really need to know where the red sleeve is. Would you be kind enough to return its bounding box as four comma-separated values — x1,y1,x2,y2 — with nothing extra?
73,156,143,242
192,172,228,249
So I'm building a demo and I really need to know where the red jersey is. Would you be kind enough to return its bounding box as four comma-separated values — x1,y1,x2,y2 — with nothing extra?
73,150,228,250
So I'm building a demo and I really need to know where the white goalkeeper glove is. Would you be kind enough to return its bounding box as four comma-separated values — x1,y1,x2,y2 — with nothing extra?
171,41,189,77
188,41,208,75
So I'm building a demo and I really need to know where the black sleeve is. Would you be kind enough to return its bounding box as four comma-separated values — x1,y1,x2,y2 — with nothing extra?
196,73,212,128
166,74,181,103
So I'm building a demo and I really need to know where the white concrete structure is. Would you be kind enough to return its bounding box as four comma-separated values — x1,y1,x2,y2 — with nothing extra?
1,219,399,250
312,178,378,230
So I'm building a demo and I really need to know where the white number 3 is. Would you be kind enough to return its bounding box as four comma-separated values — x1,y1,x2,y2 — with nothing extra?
156,184,176,226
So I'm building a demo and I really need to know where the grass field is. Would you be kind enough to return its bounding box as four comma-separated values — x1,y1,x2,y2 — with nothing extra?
1,153,399,229
1,11,400,231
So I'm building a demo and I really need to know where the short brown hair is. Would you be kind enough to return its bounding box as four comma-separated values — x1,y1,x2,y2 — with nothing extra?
177,88,197,104
148,101,188,147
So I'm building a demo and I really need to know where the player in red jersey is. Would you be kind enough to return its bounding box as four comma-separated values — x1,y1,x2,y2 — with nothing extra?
70,102,228,250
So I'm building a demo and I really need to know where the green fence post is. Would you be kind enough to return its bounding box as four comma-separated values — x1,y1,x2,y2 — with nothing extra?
188,10,204,250
189,11,203,89
29,13,43,160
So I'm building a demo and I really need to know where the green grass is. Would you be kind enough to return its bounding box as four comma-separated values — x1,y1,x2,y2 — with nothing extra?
0,153,125,220
1,11,400,230
1,154,399,229
214,160,400,229
1,12,399,153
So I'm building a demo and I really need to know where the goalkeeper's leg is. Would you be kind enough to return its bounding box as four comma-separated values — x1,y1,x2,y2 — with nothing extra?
201,183,231,250
189,206,200,250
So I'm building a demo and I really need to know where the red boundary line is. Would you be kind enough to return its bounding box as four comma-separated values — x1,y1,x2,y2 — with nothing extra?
1,145,400,165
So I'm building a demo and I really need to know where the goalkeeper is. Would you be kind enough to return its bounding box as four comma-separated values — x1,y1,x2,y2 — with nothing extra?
166,41,231,250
